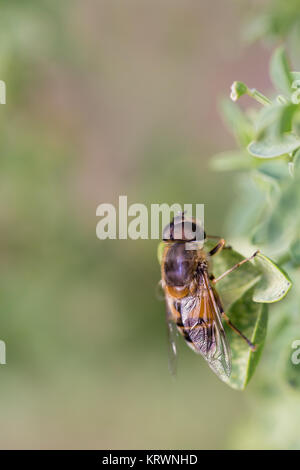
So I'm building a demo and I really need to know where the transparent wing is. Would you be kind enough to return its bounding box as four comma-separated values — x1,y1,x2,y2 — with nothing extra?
165,300,178,375
180,283,231,381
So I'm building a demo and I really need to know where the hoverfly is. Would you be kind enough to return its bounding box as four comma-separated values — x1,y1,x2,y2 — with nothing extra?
160,214,258,381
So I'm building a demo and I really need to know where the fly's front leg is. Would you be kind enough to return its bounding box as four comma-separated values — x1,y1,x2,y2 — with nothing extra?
212,250,260,284
208,237,233,257
208,238,226,257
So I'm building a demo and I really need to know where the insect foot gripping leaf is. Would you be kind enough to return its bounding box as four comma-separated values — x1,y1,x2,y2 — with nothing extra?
204,241,261,310
223,288,268,390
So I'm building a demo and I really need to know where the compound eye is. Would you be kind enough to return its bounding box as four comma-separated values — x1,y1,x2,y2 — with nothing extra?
162,215,205,241
178,221,196,241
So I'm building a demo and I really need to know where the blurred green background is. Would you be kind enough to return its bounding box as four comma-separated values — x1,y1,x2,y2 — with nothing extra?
0,0,296,449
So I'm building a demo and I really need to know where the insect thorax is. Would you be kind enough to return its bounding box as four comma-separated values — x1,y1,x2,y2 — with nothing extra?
163,242,208,288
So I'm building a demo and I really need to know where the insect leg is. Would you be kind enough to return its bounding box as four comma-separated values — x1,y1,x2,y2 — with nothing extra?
208,238,226,256
213,288,257,351
212,250,260,284
222,313,257,351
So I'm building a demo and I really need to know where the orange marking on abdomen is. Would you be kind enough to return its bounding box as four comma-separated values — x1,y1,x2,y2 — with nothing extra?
166,285,189,299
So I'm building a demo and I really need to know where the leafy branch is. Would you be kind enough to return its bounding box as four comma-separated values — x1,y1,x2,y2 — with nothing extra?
210,46,300,392
158,47,298,391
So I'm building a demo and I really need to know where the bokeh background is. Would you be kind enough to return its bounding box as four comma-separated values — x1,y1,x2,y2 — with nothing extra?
0,0,297,449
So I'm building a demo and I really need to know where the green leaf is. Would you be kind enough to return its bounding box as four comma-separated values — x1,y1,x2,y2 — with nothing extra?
210,151,256,172
248,134,300,158
252,176,300,253
270,47,293,96
225,175,268,237
257,160,290,181
252,170,280,201
220,98,254,147
276,103,299,135
291,72,300,82
255,104,282,138
253,253,292,303
223,288,268,390
255,102,299,142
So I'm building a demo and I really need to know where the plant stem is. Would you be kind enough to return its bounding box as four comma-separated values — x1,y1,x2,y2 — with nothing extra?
247,88,272,106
